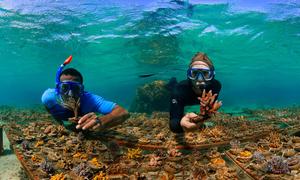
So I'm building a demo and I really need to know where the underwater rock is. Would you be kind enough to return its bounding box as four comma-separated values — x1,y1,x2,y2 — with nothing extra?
130,80,170,113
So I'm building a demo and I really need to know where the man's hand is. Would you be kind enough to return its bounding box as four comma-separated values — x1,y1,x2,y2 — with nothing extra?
180,112,203,132
76,112,101,130
75,105,129,131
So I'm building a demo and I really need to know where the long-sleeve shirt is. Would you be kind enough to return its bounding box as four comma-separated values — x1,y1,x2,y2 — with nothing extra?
169,79,221,133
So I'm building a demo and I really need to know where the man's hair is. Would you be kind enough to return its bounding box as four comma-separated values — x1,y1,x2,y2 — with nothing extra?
189,52,214,71
60,68,83,83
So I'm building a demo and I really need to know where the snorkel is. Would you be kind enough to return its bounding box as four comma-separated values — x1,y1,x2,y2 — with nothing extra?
55,55,73,94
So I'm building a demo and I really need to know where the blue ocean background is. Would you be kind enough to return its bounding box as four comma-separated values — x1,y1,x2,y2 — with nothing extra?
0,0,299,112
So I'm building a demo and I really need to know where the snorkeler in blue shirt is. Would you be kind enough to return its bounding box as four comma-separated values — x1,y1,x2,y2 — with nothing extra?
41,56,129,131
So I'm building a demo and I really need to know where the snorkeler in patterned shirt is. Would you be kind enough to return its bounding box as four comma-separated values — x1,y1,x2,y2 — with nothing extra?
169,52,222,133
41,56,129,131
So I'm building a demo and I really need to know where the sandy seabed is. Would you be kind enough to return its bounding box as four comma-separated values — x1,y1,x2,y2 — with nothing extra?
0,132,27,180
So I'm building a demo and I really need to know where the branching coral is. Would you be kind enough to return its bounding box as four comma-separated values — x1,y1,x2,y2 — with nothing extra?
126,148,142,159
31,155,42,163
191,167,208,179
268,132,281,148
93,171,108,180
211,158,226,167
215,167,238,179
167,148,182,157
59,96,80,122
50,173,65,180
155,132,165,140
34,140,44,148
89,158,102,168
73,152,88,160
198,89,222,117
203,126,225,138
56,158,73,170
138,137,150,144
149,155,162,166
237,151,252,163
239,151,252,158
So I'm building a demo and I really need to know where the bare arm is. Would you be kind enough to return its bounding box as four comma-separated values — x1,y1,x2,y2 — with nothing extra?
97,105,130,130
76,105,130,131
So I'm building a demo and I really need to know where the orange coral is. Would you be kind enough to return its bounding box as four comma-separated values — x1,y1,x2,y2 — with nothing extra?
211,158,226,166
73,152,81,158
50,173,65,180
198,90,222,117
167,148,182,157
126,148,142,159
73,152,88,160
34,140,44,147
268,132,281,148
31,155,42,163
93,171,108,180
89,158,102,168
239,151,252,157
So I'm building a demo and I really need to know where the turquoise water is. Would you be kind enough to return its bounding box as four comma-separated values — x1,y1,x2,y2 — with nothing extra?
0,0,299,111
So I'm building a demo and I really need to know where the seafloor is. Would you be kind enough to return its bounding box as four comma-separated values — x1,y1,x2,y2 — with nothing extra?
0,106,299,179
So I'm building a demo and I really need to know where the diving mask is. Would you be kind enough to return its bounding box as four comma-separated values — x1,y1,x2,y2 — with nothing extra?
58,81,84,97
187,67,215,81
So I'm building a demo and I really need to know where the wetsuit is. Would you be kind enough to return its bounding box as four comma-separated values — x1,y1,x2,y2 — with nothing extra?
41,88,116,123
169,79,221,133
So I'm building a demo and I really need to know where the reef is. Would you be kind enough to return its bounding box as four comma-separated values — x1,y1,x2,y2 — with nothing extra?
226,130,300,179
129,80,171,113
1,106,300,179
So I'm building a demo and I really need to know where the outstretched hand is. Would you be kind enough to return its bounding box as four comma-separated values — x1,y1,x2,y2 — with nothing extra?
75,112,102,130
180,112,203,132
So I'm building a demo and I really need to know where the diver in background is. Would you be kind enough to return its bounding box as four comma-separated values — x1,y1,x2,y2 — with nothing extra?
41,56,129,131
169,52,222,133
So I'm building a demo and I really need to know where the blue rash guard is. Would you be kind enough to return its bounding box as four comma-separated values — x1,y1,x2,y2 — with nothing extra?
41,88,116,123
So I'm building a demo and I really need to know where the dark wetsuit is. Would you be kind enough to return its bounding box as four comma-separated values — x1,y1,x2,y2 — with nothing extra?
169,79,222,133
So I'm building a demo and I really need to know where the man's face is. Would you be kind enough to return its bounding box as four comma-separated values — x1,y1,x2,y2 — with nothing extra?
59,74,83,101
